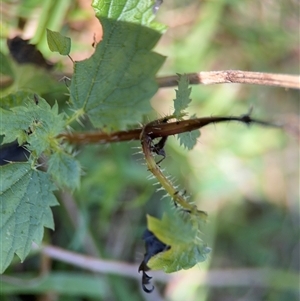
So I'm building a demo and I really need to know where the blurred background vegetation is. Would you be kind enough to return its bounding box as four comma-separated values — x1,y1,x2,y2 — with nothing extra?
1,0,299,300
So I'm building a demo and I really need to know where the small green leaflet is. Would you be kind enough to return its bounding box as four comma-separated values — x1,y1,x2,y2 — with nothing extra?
0,96,66,157
177,115,201,150
173,74,192,118
173,75,200,149
46,29,71,56
177,130,201,150
0,162,58,273
69,0,166,130
48,152,81,190
146,213,210,273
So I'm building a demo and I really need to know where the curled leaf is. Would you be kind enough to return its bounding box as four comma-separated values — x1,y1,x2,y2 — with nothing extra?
138,229,169,293
146,213,210,273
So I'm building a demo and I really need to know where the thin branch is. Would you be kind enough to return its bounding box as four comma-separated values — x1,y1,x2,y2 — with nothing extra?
59,128,141,144
28,244,298,290
59,114,280,145
31,243,169,282
157,70,300,89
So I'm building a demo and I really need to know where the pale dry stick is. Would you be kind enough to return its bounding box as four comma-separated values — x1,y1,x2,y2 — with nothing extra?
31,243,169,282
157,70,300,89
24,244,298,290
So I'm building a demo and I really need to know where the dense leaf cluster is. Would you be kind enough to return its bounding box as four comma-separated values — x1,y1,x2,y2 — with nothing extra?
0,0,205,278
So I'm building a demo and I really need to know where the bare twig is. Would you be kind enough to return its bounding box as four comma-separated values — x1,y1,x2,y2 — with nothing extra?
31,243,169,282
53,70,300,89
157,70,300,89
28,244,298,290
59,114,281,145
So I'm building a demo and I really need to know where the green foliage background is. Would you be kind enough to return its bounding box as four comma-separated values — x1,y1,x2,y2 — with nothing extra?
0,0,299,301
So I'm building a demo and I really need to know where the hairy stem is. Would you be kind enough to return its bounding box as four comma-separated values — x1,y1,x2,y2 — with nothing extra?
138,112,280,221
140,120,207,220
59,114,280,145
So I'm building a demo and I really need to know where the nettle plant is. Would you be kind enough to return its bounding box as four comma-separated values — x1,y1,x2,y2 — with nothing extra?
0,0,297,293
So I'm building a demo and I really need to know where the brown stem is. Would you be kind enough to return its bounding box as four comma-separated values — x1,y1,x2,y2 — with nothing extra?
157,71,300,89
59,114,279,145
58,128,141,144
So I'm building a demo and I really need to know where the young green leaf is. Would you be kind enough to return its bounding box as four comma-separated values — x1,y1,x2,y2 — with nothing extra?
48,152,81,190
0,96,66,156
0,162,58,273
69,0,166,130
46,29,71,56
146,213,210,273
177,129,200,150
173,74,192,118
173,75,200,150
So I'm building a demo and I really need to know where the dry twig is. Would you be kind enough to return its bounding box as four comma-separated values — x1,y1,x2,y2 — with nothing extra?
26,244,298,290
157,70,300,89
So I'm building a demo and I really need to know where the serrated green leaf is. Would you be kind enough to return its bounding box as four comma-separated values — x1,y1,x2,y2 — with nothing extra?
173,74,192,118
177,114,200,150
146,213,210,273
177,129,200,150
0,162,58,273
92,0,167,32
46,29,71,55
0,96,66,156
69,0,166,130
48,152,81,190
